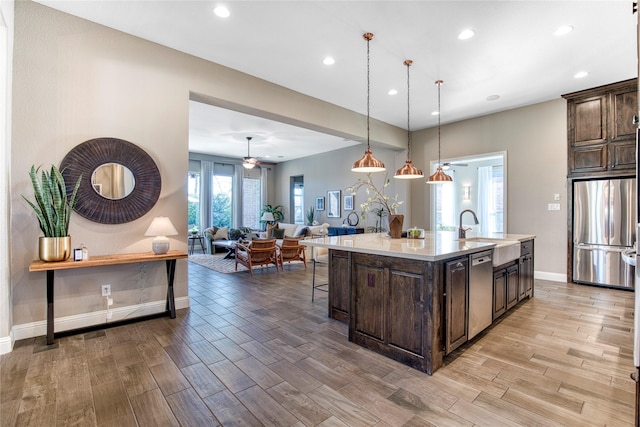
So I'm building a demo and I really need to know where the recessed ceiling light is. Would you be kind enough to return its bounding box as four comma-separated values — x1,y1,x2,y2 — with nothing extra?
574,71,589,79
457,29,475,40
486,95,500,101
213,5,230,18
323,56,335,66
388,89,398,96
554,25,574,36
431,111,439,116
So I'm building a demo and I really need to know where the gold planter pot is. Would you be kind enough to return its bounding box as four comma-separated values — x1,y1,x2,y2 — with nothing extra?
39,236,71,262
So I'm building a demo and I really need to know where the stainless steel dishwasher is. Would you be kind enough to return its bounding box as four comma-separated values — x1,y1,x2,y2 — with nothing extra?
468,250,493,339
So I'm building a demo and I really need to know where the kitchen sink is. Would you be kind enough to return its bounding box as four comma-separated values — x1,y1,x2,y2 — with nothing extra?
461,237,521,267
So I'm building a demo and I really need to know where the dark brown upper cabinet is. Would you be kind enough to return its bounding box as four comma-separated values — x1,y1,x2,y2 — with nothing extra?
563,79,637,177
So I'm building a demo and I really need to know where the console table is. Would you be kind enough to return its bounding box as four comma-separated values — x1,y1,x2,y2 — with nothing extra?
29,250,188,345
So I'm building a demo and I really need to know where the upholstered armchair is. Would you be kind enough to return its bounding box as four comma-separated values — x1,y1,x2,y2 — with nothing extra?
235,239,279,276
278,237,307,269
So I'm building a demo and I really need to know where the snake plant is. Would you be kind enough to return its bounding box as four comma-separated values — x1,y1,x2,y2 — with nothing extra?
23,165,82,237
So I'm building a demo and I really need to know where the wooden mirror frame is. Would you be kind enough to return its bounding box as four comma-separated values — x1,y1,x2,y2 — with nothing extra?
60,137,161,224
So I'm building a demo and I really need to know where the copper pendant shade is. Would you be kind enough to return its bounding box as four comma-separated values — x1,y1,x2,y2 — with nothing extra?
352,32,385,173
395,59,423,179
427,80,452,184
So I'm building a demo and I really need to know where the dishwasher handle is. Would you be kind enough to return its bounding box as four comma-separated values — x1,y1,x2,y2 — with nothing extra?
471,252,493,266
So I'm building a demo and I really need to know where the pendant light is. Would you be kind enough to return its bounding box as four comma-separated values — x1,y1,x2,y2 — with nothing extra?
242,136,257,169
394,59,423,179
352,32,385,173
427,80,453,184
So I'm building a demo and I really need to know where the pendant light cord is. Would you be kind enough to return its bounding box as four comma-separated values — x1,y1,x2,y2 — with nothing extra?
406,60,411,160
366,34,371,150
436,80,443,165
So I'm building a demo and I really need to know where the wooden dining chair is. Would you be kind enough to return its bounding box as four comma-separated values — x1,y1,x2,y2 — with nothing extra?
235,239,279,276
278,237,307,270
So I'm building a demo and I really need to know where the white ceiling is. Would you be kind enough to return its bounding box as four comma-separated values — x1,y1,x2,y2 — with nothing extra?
37,1,638,163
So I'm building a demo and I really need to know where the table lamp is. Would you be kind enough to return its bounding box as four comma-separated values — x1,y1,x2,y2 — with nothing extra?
145,216,178,254
261,212,274,225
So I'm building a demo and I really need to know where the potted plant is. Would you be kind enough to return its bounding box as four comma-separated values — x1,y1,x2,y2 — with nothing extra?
346,173,404,238
260,204,285,226
23,165,82,261
305,205,316,225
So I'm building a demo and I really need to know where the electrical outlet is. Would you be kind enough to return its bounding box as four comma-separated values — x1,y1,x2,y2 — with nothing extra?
548,203,561,211
101,284,111,297
107,297,113,306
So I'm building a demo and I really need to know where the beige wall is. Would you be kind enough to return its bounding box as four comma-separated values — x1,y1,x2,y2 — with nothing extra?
9,1,404,338
7,1,571,348
411,99,568,278
274,145,410,229
276,99,568,278
1,0,14,353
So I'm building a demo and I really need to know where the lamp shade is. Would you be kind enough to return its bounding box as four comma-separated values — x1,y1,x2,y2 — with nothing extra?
426,167,453,184
144,217,178,254
261,212,275,222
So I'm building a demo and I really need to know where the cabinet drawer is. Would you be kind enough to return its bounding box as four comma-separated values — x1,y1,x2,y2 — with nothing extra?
520,240,533,256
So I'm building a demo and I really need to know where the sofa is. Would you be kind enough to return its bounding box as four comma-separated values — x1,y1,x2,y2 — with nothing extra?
261,222,329,240
203,226,260,254
261,222,330,258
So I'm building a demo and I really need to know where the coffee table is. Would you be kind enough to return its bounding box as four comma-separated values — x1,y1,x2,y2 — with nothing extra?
212,240,238,259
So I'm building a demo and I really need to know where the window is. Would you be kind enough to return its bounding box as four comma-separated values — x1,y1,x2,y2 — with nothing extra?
242,176,261,229
187,172,200,227
211,174,232,228
293,181,304,224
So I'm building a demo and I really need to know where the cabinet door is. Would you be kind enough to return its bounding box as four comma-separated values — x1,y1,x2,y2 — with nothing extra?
612,90,637,141
609,140,636,171
569,144,608,174
506,265,519,310
493,269,506,320
572,96,607,146
445,258,468,354
388,270,425,356
352,262,385,341
328,250,350,322
519,254,534,300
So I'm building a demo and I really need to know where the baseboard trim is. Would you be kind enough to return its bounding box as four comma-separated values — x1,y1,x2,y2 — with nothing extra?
12,297,190,342
535,271,567,283
0,330,14,355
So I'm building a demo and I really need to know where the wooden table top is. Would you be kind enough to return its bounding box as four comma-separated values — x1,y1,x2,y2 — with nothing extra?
29,250,188,272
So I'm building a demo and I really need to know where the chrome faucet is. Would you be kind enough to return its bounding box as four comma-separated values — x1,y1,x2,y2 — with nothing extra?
458,209,479,239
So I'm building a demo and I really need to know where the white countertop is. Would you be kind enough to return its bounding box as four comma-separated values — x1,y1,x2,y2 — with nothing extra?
301,231,535,262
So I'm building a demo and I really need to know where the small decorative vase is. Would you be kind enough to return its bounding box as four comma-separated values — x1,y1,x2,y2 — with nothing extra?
388,214,404,239
39,236,71,262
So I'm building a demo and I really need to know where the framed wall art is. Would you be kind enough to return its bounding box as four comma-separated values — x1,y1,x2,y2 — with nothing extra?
327,190,341,218
315,196,325,211
344,195,354,211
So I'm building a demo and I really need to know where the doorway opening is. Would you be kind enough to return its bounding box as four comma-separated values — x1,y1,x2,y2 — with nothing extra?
431,151,507,234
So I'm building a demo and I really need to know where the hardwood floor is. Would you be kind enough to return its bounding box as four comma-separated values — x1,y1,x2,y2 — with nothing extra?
1,259,636,426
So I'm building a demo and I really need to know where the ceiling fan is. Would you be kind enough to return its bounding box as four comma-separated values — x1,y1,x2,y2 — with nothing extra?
242,136,258,169
440,162,468,170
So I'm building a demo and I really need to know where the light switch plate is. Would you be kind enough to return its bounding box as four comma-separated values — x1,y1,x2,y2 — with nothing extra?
548,203,560,211
554,193,560,201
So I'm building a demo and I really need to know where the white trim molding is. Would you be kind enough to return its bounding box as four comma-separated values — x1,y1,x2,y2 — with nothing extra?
534,270,567,283
11,297,190,344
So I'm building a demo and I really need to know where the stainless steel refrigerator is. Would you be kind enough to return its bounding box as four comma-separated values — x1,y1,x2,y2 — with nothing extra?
573,178,636,288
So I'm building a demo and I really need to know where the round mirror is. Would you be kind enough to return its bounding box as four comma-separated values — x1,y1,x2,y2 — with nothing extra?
60,138,161,224
91,163,136,200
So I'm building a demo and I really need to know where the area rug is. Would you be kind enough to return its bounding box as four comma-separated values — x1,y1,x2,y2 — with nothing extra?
188,254,302,274
188,254,250,273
